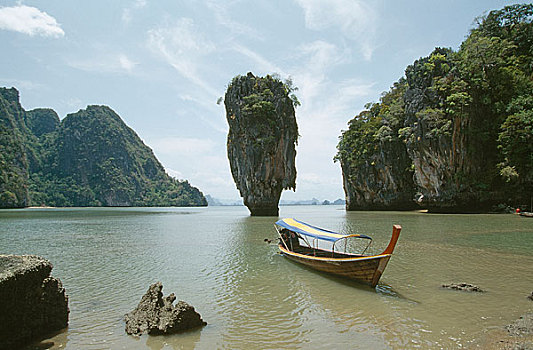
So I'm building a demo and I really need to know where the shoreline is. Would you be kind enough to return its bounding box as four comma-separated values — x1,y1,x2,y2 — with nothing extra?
471,313,533,349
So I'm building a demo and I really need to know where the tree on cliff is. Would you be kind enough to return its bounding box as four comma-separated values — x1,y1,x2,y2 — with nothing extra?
224,72,298,216
0,88,207,208
0,88,29,207
336,3,533,212
335,80,417,210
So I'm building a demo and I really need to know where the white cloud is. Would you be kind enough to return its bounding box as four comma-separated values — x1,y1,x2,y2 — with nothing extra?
289,40,374,117
134,0,147,8
152,138,236,198
300,40,345,67
294,0,377,60
0,78,43,90
0,5,64,38
282,38,375,202
232,44,286,76
205,1,261,39
122,9,133,24
61,97,83,110
122,0,147,24
147,18,218,97
298,172,325,185
151,137,216,156
68,54,138,74
294,75,374,157
165,168,184,179
118,54,137,72
293,40,348,101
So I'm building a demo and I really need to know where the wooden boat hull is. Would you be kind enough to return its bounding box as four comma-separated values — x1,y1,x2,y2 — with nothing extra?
277,224,401,287
279,245,392,287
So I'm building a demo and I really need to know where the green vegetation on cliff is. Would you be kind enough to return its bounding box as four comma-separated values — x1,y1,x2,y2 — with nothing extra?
0,88,207,208
336,4,533,212
0,89,29,207
225,72,298,216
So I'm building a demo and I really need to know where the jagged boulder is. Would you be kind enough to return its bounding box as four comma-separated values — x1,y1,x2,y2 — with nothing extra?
224,73,298,216
0,255,69,350
124,282,206,336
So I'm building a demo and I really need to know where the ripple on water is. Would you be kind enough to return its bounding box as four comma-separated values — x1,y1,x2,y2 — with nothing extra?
3,207,532,349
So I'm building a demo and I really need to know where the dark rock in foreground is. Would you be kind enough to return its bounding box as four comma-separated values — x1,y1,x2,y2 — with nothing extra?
125,282,206,336
441,283,485,292
0,255,69,350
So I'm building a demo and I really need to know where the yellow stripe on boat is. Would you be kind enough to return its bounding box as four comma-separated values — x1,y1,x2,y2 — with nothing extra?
282,218,345,239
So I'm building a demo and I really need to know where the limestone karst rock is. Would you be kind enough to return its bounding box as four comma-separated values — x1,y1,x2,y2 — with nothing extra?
336,5,533,212
0,255,69,349
0,88,30,207
0,87,207,208
224,73,298,216
124,282,206,335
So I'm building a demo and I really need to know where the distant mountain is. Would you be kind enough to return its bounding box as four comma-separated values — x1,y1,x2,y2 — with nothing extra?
279,198,346,206
332,198,346,205
205,195,243,206
0,87,207,208
205,194,346,206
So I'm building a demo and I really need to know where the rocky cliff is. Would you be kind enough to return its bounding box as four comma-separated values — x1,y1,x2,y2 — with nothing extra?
225,73,298,216
25,108,60,138
0,255,69,349
0,88,207,208
0,88,30,207
336,4,533,212
336,81,418,210
400,48,480,211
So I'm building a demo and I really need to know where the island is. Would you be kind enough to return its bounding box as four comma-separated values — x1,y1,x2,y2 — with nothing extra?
0,88,207,208
224,73,299,216
335,4,533,213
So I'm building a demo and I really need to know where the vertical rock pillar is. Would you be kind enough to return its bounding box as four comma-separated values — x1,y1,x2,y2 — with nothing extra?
224,73,298,216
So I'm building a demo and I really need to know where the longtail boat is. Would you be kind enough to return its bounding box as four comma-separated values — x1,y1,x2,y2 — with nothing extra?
275,218,401,287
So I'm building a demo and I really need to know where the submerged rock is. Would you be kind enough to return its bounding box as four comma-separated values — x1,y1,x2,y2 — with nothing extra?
224,72,298,216
0,255,69,350
507,314,533,337
528,292,533,301
124,282,206,336
441,283,485,292
473,313,533,349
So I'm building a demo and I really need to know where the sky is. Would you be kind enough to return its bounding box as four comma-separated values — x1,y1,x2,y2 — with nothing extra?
0,0,516,202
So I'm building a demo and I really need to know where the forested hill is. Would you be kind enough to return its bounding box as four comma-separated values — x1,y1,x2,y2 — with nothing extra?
336,4,533,213
0,88,207,208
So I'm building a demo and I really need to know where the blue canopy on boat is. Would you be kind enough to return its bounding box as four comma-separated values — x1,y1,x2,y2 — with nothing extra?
275,218,372,242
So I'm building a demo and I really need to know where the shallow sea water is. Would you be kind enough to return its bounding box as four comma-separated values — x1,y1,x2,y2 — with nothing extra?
0,205,532,349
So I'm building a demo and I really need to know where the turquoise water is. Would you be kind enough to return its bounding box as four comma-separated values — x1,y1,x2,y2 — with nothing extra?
0,206,532,349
